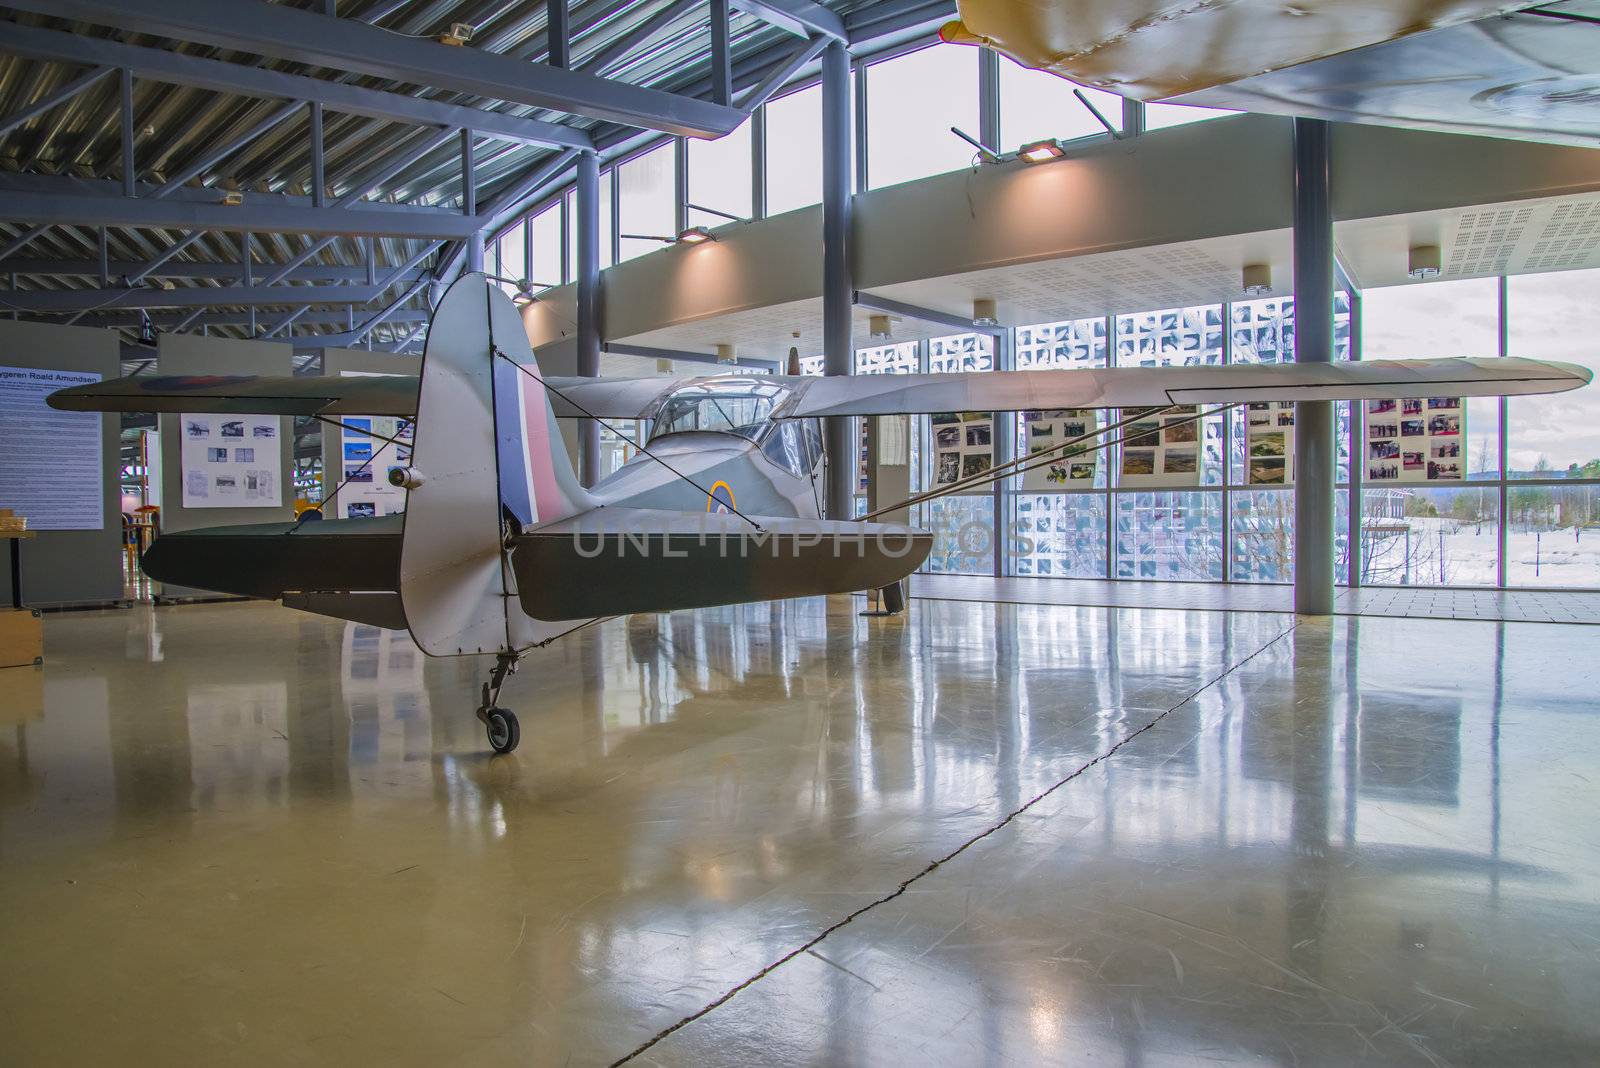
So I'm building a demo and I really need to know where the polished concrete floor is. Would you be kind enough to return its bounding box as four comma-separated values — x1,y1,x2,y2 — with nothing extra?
3,597,1598,1065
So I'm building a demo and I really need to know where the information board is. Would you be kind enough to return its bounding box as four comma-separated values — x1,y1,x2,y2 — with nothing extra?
1021,409,1099,491
180,413,282,508
336,415,412,519
1118,405,1203,488
1364,397,1465,484
931,412,994,492
1245,401,1296,486
0,365,104,530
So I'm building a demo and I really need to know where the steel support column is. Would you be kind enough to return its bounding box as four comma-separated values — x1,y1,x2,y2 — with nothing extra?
821,39,853,519
575,150,602,487
1292,118,1335,615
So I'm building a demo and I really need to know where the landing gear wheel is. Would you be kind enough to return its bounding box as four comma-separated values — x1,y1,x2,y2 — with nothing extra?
484,708,520,754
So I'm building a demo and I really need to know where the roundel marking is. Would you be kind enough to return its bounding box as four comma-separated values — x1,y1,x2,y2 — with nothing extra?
706,480,736,514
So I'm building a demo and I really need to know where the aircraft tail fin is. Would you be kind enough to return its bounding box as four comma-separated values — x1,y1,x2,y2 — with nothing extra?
398,273,594,657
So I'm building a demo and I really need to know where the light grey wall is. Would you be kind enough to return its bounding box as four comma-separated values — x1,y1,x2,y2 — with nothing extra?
519,113,1600,350
316,346,420,507
0,320,122,608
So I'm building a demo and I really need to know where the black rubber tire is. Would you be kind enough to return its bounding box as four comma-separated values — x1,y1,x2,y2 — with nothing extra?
484,708,520,754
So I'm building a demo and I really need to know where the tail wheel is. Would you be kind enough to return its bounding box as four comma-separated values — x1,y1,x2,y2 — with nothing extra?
484,708,520,754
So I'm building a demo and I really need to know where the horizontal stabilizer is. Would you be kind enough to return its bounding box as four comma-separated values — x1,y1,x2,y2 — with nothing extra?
509,509,932,620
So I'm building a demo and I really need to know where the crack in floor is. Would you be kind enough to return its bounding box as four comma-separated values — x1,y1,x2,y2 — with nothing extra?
609,619,1303,1066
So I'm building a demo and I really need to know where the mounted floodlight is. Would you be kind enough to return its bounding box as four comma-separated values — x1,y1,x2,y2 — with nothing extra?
676,226,716,245
1018,138,1065,164
439,22,474,46
1242,264,1272,297
1408,245,1442,280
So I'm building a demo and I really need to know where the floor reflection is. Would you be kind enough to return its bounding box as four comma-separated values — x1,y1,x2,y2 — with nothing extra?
1,598,1595,1065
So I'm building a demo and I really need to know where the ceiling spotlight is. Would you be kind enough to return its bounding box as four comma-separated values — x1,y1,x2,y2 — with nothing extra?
1408,244,1441,280
973,298,999,327
868,313,893,340
676,226,715,245
439,22,474,46
220,189,244,207
1241,263,1272,297
715,343,736,363
1018,138,1065,164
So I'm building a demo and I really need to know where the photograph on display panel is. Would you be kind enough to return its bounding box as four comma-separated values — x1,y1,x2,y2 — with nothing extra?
932,411,995,492
1245,401,1297,486
1021,409,1100,491
1117,405,1205,488
1365,397,1464,484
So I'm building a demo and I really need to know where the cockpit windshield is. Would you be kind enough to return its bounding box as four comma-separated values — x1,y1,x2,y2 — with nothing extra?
649,378,791,443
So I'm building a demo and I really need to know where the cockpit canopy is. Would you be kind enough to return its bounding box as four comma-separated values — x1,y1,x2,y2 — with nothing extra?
647,376,821,478
649,377,791,443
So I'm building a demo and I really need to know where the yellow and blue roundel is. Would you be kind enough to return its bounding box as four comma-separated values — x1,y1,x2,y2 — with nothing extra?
706,480,736,514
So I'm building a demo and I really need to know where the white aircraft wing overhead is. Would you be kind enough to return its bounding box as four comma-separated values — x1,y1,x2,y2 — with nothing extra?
778,357,1590,418
50,357,1590,423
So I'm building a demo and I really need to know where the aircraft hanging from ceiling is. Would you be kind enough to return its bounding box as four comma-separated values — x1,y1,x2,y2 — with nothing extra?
941,0,1600,148
50,276,1590,753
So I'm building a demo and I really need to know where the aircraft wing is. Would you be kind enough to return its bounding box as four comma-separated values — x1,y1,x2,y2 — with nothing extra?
46,368,671,420
777,358,1591,418
45,372,420,416
47,356,1589,420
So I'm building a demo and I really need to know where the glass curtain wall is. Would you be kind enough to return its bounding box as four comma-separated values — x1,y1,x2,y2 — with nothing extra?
489,39,1599,591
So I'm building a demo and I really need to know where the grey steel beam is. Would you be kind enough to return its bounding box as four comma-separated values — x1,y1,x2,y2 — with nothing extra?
262,304,310,338
546,0,571,70
0,186,481,238
0,225,50,262
66,308,430,330
750,104,766,220
576,150,601,486
148,99,305,199
821,39,853,519
0,258,426,283
0,64,113,139
336,273,434,349
0,23,590,149
439,147,580,279
7,0,745,138
309,102,326,207
854,291,1003,337
737,35,827,114
1292,117,1335,616
731,0,845,41
119,67,135,197
1,283,395,313
711,0,733,107
578,0,699,76
261,236,339,287
843,0,954,43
